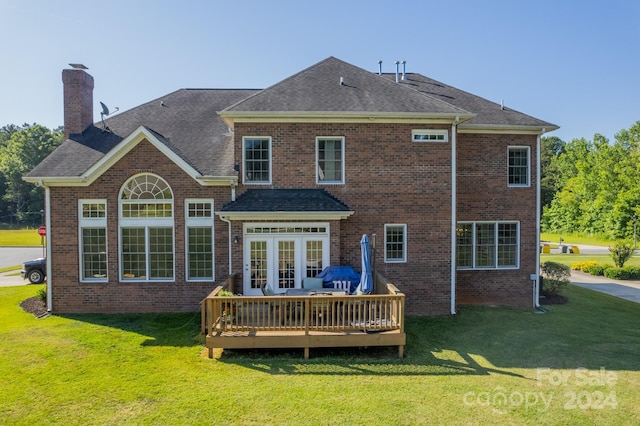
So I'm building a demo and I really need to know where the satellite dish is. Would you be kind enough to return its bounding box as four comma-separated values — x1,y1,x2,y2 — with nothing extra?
98,101,118,132
100,102,110,116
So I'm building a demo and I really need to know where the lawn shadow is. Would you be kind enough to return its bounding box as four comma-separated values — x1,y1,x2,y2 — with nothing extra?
59,311,203,348
215,286,640,376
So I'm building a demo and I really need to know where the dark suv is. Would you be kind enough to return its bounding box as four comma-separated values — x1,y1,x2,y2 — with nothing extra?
21,258,46,284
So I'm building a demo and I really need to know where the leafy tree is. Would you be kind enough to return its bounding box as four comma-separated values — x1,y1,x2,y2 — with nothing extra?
0,124,62,226
609,242,634,268
542,121,640,240
540,136,566,210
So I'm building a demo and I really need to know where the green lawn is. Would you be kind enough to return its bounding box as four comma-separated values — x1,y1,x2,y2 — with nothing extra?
0,229,44,246
1,285,638,424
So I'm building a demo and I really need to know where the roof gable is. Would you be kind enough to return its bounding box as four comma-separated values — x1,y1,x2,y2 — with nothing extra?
220,57,473,122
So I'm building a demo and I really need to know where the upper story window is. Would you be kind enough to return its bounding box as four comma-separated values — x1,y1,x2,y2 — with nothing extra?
412,129,448,143
385,224,407,263
508,146,530,187
317,137,344,184
243,137,271,184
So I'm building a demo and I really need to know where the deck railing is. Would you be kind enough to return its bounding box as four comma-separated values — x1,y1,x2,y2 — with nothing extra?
200,273,405,357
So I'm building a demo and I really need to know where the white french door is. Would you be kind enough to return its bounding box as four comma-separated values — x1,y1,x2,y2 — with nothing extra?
243,224,329,295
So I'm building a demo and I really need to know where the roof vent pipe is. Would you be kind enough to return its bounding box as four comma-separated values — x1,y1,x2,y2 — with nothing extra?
340,76,344,86
394,61,400,83
401,60,406,81
378,60,383,75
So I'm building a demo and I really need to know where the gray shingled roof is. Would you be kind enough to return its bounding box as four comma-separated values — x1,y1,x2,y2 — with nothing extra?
221,57,472,117
27,89,259,178
220,189,351,213
27,57,556,180
383,73,557,130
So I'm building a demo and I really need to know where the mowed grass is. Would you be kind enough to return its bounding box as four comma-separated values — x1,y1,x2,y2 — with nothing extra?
1,285,639,424
0,229,43,246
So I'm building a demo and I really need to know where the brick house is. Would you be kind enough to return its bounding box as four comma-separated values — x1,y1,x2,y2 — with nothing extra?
25,57,557,315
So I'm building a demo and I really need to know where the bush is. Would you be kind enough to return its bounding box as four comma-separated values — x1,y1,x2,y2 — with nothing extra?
36,288,47,304
571,260,599,272
540,261,570,297
622,266,640,280
586,264,605,276
604,267,630,280
609,241,634,268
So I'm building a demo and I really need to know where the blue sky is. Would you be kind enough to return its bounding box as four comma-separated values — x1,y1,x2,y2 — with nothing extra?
1,0,638,143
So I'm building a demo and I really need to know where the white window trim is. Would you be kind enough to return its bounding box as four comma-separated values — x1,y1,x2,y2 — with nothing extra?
78,199,108,283
316,136,345,185
456,221,520,270
118,174,175,282
242,136,272,185
384,224,407,263
507,146,531,188
185,199,215,282
412,129,449,143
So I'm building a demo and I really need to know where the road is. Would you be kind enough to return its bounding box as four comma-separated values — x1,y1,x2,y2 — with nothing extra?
0,247,44,269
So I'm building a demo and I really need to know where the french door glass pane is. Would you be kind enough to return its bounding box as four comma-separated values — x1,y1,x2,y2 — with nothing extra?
250,241,267,289
278,240,295,289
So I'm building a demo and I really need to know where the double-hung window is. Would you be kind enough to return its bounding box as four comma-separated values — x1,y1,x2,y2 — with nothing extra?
119,174,174,281
243,137,271,184
456,222,519,269
79,200,108,281
385,224,407,263
317,137,344,184
508,146,530,187
185,199,214,281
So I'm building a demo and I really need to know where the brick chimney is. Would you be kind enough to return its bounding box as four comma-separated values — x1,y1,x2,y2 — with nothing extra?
62,66,94,140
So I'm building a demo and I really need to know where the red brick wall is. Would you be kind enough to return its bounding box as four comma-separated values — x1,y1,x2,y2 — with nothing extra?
233,122,454,315
455,133,538,308
48,140,232,313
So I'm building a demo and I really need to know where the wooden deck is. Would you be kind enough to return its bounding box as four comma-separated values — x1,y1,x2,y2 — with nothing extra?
201,274,406,359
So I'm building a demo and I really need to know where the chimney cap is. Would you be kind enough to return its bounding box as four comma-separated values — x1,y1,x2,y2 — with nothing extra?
69,63,88,70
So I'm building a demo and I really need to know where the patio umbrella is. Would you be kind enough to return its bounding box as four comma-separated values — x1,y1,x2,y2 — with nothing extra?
357,234,373,294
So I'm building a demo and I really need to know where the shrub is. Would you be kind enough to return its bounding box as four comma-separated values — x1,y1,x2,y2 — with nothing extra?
622,266,640,279
604,267,630,280
586,264,605,276
36,288,47,304
609,241,634,268
540,261,570,297
571,260,599,272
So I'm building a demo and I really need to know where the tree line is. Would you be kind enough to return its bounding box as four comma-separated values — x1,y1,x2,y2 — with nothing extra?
0,124,62,227
542,120,640,241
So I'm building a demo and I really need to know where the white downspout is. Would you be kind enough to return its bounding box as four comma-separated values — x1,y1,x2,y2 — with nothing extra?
219,215,233,275
450,117,459,315
534,128,545,307
43,184,52,312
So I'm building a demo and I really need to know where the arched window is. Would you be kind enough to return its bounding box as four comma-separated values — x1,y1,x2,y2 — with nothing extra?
119,174,174,281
